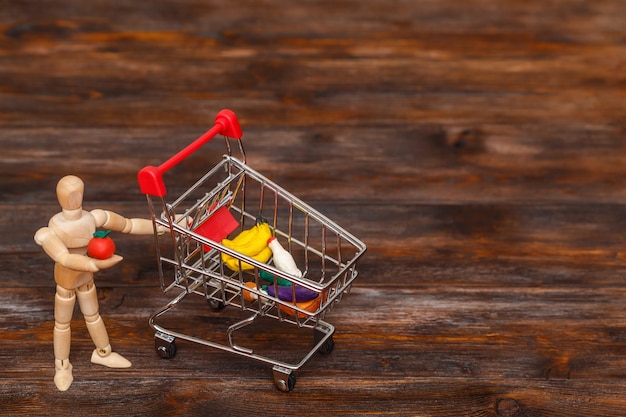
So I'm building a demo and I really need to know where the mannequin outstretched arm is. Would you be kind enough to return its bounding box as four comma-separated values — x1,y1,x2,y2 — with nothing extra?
91,209,155,235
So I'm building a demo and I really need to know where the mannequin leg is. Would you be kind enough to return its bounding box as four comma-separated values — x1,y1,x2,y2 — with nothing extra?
76,281,131,368
54,285,76,391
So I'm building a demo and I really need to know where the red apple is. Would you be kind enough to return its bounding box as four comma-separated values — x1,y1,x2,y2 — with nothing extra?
88,230,116,259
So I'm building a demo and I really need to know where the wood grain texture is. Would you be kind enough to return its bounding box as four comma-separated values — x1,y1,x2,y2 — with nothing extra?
1,0,626,415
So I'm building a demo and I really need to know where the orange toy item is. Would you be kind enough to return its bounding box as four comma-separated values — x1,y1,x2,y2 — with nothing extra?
278,294,325,319
242,281,268,302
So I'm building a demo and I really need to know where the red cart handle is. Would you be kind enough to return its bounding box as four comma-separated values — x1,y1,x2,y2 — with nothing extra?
138,109,242,197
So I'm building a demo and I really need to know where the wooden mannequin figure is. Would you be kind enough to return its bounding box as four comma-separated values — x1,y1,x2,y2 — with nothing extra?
34,175,155,391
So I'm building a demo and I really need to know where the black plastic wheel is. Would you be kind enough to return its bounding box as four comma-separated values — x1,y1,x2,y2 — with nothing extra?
275,372,296,392
155,337,176,359
207,298,225,311
287,372,296,391
317,335,335,355
314,329,335,355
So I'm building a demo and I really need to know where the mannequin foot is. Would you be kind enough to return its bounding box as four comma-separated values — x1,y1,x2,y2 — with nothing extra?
54,360,73,391
90,349,131,368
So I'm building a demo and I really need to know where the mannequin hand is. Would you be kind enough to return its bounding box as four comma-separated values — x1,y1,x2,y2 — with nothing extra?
91,254,124,271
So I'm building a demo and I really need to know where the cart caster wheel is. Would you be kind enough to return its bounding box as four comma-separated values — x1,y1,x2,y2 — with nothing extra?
314,329,335,355
272,367,296,392
155,336,176,359
208,298,225,311
317,335,335,355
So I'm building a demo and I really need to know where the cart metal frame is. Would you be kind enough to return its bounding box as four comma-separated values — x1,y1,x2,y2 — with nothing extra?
138,109,366,391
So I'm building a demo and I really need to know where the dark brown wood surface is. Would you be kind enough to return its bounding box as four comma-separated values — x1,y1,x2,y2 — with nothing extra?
2,1,626,415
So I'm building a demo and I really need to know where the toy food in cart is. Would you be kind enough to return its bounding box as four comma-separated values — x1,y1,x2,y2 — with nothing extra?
243,281,269,302
221,219,273,271
194,205,239,252
263,283,318,302
267,237,303,278
263,236,319,303
278,294,323,318
259,269,292,286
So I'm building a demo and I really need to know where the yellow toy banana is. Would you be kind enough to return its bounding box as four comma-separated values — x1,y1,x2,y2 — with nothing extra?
222,223,258,248
222,245,272,271
221,220,273,271
222,221,272,257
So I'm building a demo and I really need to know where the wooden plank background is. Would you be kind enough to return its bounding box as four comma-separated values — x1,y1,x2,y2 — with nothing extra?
1,1,626,415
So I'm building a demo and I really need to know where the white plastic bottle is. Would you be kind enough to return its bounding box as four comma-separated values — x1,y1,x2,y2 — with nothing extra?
267,237,302,278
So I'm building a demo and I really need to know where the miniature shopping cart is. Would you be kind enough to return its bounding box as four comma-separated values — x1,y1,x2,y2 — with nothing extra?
137,109,366,391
